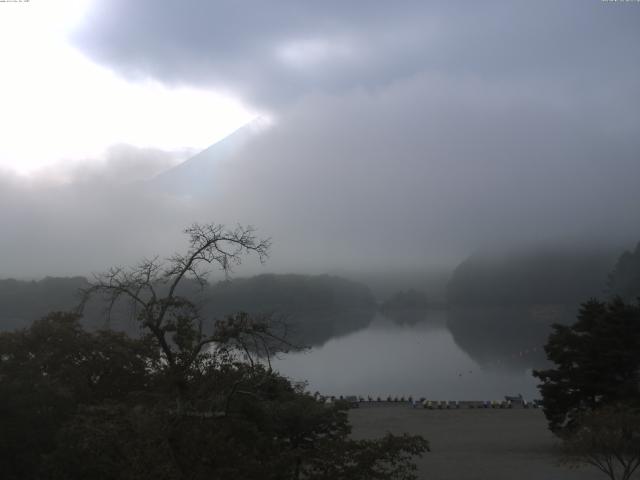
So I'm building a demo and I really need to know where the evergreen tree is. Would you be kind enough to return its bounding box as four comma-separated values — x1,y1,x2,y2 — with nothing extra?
534,298,640,433
608,242,640,302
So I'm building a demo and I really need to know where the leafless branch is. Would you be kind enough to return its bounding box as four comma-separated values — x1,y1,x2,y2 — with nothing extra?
76,223,275,416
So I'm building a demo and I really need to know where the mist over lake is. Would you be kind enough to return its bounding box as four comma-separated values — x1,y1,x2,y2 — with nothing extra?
275,309,553,401
2,2,639,478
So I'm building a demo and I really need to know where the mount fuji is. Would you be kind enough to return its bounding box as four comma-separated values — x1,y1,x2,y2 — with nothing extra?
149,119,267,196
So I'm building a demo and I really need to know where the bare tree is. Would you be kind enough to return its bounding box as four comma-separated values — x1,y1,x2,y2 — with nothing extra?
79,222,292,414
562,404,640,480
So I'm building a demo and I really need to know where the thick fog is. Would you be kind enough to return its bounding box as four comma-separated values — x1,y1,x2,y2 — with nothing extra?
1,0,639,278
0,146,193,277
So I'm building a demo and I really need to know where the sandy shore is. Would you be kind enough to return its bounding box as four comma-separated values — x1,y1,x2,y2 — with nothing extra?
349,405,604,480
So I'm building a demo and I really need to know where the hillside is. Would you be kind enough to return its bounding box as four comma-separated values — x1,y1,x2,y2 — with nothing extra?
148,120,266,196
607,241,640,301
0,273,376,346
447,247,618,307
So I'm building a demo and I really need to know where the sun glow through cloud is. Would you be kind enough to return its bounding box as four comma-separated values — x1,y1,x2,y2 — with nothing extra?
0,0,255,174
275,38,356,70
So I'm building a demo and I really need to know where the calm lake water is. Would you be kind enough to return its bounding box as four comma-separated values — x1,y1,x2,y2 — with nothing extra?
272,309,560,401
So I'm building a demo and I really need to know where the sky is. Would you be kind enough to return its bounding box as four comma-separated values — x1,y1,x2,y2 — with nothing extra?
0,0,639,278
0,0,255,174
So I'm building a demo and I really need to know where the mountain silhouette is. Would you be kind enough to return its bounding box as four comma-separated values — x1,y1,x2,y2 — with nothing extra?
149,118,267,196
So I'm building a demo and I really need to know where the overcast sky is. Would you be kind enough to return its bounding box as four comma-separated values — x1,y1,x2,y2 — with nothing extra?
0,0,639,278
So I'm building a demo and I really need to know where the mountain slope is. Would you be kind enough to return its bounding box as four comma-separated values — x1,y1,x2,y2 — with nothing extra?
149,119,266,196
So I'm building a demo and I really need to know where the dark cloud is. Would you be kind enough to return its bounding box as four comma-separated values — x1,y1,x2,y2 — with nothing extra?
73,1,640,109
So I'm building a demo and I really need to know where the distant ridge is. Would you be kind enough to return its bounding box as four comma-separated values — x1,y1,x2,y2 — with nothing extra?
149,118,268,196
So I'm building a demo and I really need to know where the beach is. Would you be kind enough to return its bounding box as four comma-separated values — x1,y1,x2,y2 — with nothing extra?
349,405,604,480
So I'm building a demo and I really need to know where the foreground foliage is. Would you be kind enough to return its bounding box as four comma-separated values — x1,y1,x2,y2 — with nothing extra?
0,223,428,479
535,297,640,480
0,313,427,480
534,298,640,433
562,404,640,480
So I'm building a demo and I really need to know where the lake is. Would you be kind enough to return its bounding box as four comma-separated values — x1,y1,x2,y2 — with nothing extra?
272,307,570,401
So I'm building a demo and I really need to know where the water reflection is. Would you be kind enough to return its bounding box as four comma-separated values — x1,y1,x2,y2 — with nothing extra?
287,308,376,348
446,305,575,372
273,308,571,400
